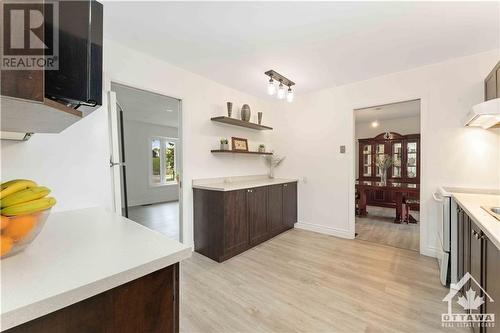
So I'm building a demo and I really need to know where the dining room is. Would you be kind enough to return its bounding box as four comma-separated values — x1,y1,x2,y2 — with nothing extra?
354,100,421,252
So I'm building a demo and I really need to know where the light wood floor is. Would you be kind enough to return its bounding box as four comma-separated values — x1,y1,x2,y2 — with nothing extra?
128,201,179,240
356,206,419,252
180,229,464,333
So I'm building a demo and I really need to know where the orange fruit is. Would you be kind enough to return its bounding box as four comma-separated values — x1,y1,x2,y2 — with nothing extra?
1,235,13,256
3,215,36,241
1,215,10,230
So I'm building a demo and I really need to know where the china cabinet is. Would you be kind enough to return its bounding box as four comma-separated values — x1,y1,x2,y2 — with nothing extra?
358,132,420,183
357,132,420,209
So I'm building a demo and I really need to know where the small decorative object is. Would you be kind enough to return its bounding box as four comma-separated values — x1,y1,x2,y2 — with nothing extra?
383,132,391,140
241,104,251,122
408,157,416,165
376,154,393,185
226,102,233,117
220,138,229,150
265,153,285,179
258,112,263,125
258,144,266,153
0,179,57,258
231,137,248,151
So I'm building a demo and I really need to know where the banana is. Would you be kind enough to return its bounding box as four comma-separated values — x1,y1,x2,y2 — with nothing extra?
1,197,56,216
1,186,51,208
1,179,37,190
0,180,37,200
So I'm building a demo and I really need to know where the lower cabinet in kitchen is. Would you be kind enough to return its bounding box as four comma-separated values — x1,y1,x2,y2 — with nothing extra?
456,206,500,333
193,182,298,262
5,264,179,333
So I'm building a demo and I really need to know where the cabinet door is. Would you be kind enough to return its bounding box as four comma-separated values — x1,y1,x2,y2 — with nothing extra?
458,207,464,280
485,237,500,333
283,182,297,229
360,143,373,178
247,187,268,245
267,184,284,234
470,222,484,332
390,141,403,179
485,71,497,101
223,190,249,255
1,70,44,101
405,140,419,181
463,214,471,292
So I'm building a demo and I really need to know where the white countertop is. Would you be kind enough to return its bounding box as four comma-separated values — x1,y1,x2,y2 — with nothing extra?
0,207,192,331
452,192,500,250
192,175,298,191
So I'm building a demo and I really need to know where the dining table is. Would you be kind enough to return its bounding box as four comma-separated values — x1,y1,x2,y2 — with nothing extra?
355,180,420,223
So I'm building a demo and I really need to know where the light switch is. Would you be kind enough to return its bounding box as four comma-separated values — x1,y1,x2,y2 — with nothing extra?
340,145,346,154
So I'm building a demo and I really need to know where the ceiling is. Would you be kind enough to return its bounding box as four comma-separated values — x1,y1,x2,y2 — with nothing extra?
111,83,179,127
104,2,499,98
354,99,420,123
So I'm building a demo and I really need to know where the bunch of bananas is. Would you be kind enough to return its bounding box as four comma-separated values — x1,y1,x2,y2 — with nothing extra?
1,179,56,257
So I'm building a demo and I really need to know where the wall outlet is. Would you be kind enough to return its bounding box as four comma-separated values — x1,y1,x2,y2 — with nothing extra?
340,145,346,154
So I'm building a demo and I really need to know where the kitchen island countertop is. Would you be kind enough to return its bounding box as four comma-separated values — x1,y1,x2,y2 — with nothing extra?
1,207,191,331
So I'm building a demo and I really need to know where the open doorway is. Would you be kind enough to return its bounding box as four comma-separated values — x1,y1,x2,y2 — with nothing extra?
109,82,182,242
354,99,420,251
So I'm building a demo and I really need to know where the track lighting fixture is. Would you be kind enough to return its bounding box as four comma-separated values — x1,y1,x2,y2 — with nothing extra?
264,70,295,103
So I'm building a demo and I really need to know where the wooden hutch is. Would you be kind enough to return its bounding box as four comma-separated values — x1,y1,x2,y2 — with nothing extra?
357,132,420,210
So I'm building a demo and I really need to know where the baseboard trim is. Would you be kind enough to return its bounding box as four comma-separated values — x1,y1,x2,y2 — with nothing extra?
420,245,439,258
294,222,354,239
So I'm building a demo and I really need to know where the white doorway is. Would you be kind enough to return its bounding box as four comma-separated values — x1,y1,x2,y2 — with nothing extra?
108,82,183,242
353,99,421,251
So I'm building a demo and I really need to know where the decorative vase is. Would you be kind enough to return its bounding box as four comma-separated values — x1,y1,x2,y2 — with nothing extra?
258,145,265,153
241,104,251,122
221,143,229,150
380,169,387,185
258,112,263,124
226,102,233,117
268,164,275,179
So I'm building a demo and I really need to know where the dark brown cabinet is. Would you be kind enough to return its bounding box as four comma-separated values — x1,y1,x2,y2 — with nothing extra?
358,132,420,210
193,182,298,262
268,184,284,235
248,187,268,245
223,190,249,257
485,238,500,333
456,205,500,333
283,182,298,229
5,264,179,333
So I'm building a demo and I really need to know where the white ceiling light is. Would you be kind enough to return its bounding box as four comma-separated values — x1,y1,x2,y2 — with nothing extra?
267,76,276,95
371,121,379,128
265,69,295,103
286,86,294,103
277,81,285,99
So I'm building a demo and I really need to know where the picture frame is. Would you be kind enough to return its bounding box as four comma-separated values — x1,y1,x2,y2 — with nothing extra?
231,137,248,151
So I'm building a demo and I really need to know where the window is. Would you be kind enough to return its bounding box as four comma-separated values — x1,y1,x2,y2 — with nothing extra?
151,137,177,185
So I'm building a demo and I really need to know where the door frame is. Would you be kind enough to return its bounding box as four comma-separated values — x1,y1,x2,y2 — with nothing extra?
108,80,184,243
351,96,426,255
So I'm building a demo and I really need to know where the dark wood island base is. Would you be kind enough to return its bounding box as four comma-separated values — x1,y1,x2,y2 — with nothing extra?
5,264,179,333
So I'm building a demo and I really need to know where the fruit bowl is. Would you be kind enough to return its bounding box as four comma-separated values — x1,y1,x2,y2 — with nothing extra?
1,209,51,258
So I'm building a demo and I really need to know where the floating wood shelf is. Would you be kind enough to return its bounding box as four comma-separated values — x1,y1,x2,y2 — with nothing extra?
211,116,273,130
211,150,273,155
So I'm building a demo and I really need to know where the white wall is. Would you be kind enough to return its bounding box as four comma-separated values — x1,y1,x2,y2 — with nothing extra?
273,50,500,257
0,109,112,212
355,116,421,177
123,120,179,206
1,38,275,247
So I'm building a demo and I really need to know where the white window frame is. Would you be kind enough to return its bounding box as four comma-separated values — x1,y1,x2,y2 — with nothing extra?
149,136,178,187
